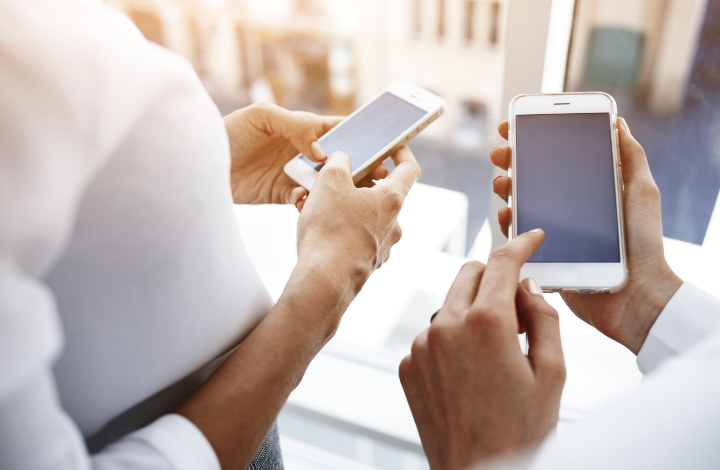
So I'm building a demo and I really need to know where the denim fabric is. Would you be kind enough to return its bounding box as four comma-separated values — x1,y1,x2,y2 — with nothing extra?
247,421,284,470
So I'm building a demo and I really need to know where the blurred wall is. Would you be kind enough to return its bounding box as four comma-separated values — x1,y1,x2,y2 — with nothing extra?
567,0,708,115
103,0,510,147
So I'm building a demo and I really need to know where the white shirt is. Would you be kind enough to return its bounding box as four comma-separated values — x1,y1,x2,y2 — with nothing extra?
526,282,720,469
0,1,272,469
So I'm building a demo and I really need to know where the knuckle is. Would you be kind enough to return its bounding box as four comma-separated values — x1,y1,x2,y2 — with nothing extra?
398,355,413,382
536,302,559,321
410,335,427,357
426,322,453,351
547,357,567,384
635,176,661,200
295,115,314,133
461,260,486,273
385,189,404,213
392,224,403,244
252,101,276,113
488,246,515,265
466,302,502,330
647,180,661,199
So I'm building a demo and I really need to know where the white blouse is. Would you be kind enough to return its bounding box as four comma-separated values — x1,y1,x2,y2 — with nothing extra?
0,0,272,468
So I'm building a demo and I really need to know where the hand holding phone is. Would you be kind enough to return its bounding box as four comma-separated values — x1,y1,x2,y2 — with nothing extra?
506,93,628,293
296,147,421,297
284,82,445,191
491,113,682,354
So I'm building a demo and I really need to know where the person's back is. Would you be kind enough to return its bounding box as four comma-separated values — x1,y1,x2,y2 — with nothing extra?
0,1,424,468
1,0,272,458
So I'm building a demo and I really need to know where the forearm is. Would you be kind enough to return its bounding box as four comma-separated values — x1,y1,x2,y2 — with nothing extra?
175,255,365,470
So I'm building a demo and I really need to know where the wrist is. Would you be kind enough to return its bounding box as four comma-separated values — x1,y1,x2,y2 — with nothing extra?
297,242,374,295
616,264,683,355
278,251,371,343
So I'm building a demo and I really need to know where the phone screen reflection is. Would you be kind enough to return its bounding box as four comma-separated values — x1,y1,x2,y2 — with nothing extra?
516,113,620,263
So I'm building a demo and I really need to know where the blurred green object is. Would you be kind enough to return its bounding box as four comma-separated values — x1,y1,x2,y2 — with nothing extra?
584,27,644,92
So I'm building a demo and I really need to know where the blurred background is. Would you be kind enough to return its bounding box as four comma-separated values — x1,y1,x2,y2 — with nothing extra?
103,0,720,249
103,0,508,252
102,0,720,468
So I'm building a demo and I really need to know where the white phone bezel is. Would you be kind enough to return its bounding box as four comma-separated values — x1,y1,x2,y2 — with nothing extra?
283,82,445,191
508,92,628,293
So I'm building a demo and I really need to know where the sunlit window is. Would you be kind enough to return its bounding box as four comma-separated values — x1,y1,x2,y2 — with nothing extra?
413,0,423,34
566,0,719,244
437,0,446,38
464,0,476,41
489,1,500,45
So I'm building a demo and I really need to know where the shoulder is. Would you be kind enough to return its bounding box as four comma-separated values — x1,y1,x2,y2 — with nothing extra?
0,0,207,163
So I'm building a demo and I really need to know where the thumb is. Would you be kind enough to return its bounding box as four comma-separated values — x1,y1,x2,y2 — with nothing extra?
516,278,565,388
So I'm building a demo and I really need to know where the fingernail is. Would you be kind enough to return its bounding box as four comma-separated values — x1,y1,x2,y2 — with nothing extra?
311,141,326,161
527,278,543,295
530,228,543,233
491,146,499,153
493,175,502,185
621,118,632,136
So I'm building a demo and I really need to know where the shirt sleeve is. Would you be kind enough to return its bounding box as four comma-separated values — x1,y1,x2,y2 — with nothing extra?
93,415,220,470
0,2,222,469
636,282,720,374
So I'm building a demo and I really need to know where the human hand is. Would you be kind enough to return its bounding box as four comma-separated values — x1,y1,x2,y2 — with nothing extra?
399,232,565,469
176,146,418,470
224,102,388,205
292,146,420,314
490,118,682,354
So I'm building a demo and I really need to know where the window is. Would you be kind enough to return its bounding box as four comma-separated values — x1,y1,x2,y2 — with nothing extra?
296,0,312,13
413,0,422,34
489,1,500,45
464,0,476,41
437,0,446,38
454,100,487,148
566,0,717,245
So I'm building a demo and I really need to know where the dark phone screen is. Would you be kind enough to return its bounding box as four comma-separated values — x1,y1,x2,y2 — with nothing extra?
301,92,427,171
516,113,620,263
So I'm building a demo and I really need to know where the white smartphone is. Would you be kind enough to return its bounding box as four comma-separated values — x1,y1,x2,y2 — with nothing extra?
508,92,628,293
283,82,445,191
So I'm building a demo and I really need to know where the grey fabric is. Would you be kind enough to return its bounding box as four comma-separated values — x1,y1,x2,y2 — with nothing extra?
248,421,284,470
85,348,236,453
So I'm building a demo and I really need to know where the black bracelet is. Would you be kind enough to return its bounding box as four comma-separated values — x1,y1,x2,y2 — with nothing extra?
430,309,440,324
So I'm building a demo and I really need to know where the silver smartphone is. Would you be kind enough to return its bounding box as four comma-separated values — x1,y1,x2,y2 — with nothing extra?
283,82,445,191
509,92,628,293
